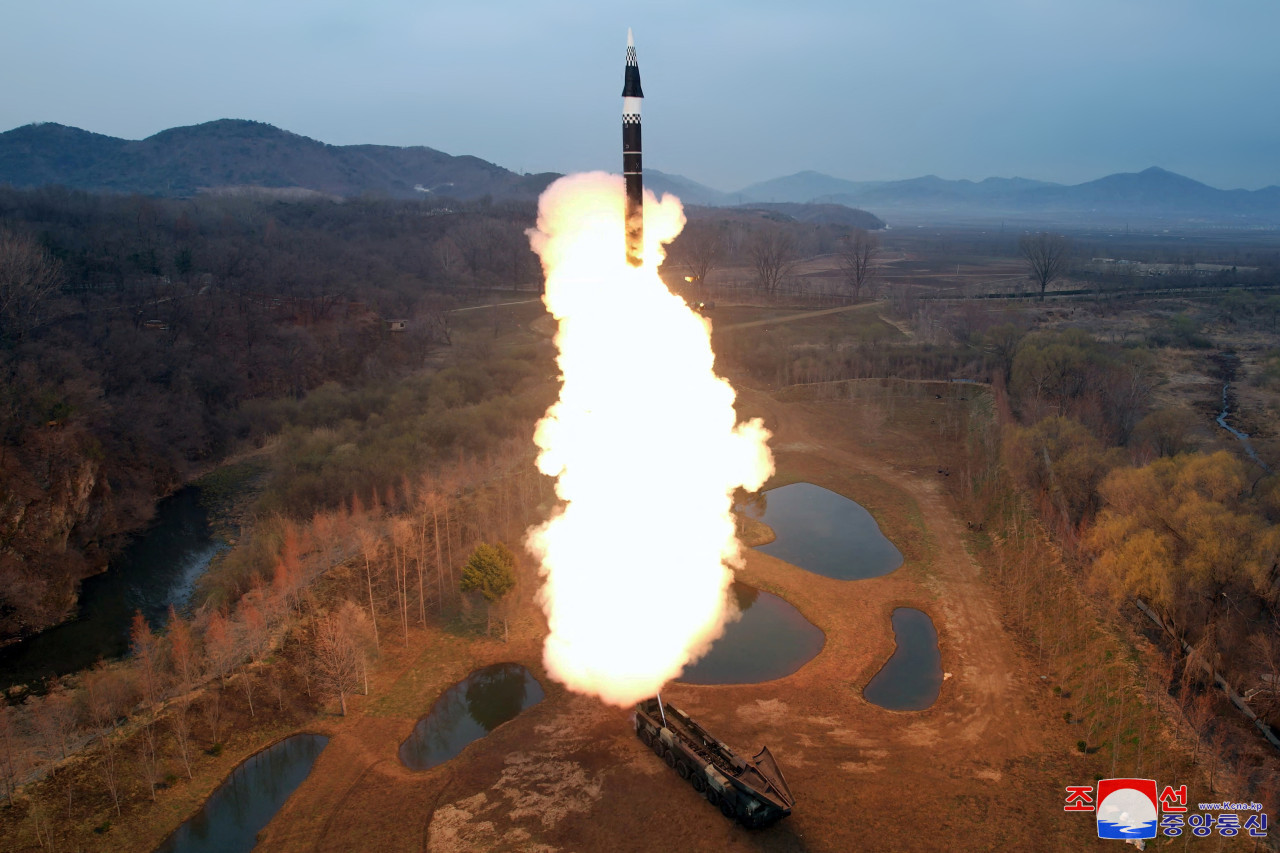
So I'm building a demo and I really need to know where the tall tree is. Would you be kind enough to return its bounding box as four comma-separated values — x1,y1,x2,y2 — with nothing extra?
31,684,78,767
130,610,163,708
460,543,517,638
671,221,725,296
0,228,64,342
356,527,382,650
169,700,195,780
203,611,238,683
0,704,22,803
1019,232,1071,301
84,664,132,817
837,229,879,303
747,225,798,296
311,603,366,716
168,607,196,695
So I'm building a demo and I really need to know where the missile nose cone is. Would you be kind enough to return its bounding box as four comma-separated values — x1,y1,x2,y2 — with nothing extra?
623,29,643,98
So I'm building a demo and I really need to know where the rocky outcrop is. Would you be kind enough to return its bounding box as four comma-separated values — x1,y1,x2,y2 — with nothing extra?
0,424,116,640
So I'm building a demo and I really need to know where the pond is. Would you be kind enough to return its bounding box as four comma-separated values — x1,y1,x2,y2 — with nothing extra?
741,482,903,580
863,608,942,711
0,487,224,689
153,733,328,853
399,663,544,770
678,582,824,685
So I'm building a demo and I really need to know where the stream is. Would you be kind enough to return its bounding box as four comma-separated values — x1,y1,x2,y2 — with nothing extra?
0,487,224,689
1216,383,1270,471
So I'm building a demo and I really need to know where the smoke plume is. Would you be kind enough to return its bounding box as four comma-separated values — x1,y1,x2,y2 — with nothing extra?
525,172,774,707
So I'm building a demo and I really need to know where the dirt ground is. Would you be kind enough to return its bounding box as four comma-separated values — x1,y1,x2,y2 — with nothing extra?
254,386,1120,853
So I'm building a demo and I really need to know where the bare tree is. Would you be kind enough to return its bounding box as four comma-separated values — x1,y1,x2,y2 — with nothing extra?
84,666,132,817
356,527,382,650
268,665,287,712
168,607,196,695
747,225,798,296
0,228,64,341
234,671,257,718
0,704,23,803
312,603,365,716
201,688,223,745
32,680,79,763
391,519,414,644
837,229,879,302
421,302,453,347
169,700,195,780
1019,232,1071,301
203,610,238,683
131,610,163,708
138,719,160,801
672,222,725,295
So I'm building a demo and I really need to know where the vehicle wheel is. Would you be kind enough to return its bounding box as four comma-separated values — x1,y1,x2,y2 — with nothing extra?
652,739,665,758
720,799,735,819
639,729,652,748
690,773,706,793
706,789,719,808
664,750,677,768
675,761,690,780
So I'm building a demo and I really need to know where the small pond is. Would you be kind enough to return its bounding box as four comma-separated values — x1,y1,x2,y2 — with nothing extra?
153,733,328,853
399,663,544,770
741,482,903,580
0,487,224,689
679,582,824,685
863,608,942,711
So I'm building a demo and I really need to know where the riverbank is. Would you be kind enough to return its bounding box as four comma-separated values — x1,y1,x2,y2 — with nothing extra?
0,455,274,695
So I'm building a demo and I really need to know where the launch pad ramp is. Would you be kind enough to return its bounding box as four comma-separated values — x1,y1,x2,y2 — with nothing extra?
634,697,794,827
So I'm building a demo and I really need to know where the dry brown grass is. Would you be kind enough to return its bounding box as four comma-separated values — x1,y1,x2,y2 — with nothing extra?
240,385,1120,852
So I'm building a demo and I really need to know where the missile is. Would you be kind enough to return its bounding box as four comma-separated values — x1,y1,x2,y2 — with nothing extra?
622,28,644,267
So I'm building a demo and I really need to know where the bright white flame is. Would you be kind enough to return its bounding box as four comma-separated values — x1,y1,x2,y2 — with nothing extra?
525,172,773,707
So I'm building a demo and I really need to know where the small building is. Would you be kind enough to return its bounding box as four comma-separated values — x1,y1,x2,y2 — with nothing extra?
384,318,409,332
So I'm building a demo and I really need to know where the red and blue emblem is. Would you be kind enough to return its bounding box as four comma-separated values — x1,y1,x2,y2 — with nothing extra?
1096,778,1158,839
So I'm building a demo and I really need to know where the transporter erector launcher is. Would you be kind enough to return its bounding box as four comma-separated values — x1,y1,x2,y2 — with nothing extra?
623,28,644,267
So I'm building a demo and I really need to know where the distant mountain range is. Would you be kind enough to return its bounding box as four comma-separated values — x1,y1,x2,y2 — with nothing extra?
732,168,1280,225
2,120,1277,225
0,120,557,200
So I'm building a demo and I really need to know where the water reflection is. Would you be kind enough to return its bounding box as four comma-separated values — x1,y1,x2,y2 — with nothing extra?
0,487,224,689
399,663,544,770
679,582,824,685
742,483,902,580
864,608,942,711
153,733,328,853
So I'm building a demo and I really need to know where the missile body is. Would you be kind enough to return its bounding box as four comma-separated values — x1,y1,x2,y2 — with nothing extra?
622,29,644,267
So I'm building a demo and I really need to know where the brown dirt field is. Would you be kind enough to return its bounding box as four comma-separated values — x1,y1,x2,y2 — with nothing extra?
253,387,1120,852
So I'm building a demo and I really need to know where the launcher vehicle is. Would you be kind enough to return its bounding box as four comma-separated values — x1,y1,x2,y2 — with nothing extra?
633,697,794,828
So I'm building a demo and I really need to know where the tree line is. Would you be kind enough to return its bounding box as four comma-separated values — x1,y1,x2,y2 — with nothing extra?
0,433,543,845
0,186,543,642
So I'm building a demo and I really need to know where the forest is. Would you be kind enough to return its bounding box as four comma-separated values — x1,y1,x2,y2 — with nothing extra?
2,183,1280,849
0,187,541,639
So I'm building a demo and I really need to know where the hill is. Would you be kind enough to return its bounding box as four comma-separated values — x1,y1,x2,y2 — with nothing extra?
735,202,884,229
805,167,1280,225
645,169,733,207
737,170,878,204
0,120,557,200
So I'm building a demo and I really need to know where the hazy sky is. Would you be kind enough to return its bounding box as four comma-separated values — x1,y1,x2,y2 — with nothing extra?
3,0,1277,191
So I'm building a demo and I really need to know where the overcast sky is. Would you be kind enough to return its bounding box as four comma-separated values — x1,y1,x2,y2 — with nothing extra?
3,0,1277,191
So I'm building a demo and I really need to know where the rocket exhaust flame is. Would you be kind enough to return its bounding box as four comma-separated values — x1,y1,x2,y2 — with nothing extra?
525,172,774,707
